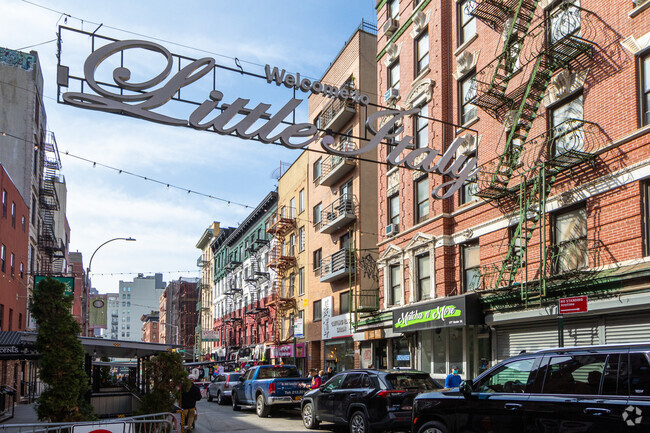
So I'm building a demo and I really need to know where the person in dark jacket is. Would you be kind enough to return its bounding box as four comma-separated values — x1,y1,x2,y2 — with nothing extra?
181,374,202,431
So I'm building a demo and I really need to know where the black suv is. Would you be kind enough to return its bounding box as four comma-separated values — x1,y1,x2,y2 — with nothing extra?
301,369,441,433
412,343,650,433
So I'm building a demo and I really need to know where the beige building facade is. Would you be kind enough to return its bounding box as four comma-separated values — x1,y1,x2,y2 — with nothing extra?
305,23,378,373
195,222,220,358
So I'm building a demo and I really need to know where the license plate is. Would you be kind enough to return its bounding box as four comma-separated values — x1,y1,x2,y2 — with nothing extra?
294,395,302,401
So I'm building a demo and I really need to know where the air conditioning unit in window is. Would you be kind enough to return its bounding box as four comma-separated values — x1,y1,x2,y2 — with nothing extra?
382,18,399,37
385,224,399,236
384,88,399,104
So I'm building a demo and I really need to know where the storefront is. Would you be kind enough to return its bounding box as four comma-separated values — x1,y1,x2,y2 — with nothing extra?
322,296,354,372
391,293,487,382
271,343,306,374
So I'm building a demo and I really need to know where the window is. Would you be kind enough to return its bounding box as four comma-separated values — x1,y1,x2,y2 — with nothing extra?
8,309,12,331
389,194,399,225
1,190,6,217
31,196,36,224
415,177,429,223
462,242,480,292
11,202,15,227
299,226,305,252
459,72,477,125
475,358,536,393
314,248,322,270
340,179,353,200
19,263,23,279
551,94,584,158
553,206,587,272
299,267,305,296
10,254,14,276
415,105,428,148
542,354,607,395
415,32,429,76
340,291,350,315
289,274,295,298
630,352,650,396
389,264,402,306
29,245,34,273
18,313,22,330
549,0,581,45
388,0,399,19
389,61,400,91
461,150,478,204
0,245,5,273
641,53,650,126
644,180,650,256
458,0,476,46
313,300,322,322
21,216,25,232
313,158,322,181
299,189,305,213
416,253,431,300
290,198,296,219
313,203,322,228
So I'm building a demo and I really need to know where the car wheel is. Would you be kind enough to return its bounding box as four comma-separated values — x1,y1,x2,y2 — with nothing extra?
216,391,225,405
207,391,213,402
349,410,371,433
232,393,241,411
256,394,271,417
418,421,448,433
302,402,319,429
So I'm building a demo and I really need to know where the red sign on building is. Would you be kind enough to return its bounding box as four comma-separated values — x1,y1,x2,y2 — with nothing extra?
559,296,588,314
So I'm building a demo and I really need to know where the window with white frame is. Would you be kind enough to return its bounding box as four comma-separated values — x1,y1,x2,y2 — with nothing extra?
551,94,584,158
641,52,650,126
389,194,400,225
313,158,322,181
416,253,431,300
415,105,429,148
458,0,476,46
299,267,305,295
553,205,588,273
461,150,478,204
340,291,350,315
459,72,477,125
299,189,305,213
415,177,429,223
462,241,480,292
416,31,429,76
389,61,400,91
313,202,322,228
389,264,402,306
299,226,305,252
388,0,399,19
313,300,322,322
290,198,296,219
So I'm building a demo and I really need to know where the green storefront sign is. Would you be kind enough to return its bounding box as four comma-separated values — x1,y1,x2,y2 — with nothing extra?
392,293,483,332
34,276,75,297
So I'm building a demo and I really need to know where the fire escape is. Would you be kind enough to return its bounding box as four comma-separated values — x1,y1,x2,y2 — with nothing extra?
244,238,270,344
266,211,297,345
223,253,243,350
38,132,64,275
468,0,608,308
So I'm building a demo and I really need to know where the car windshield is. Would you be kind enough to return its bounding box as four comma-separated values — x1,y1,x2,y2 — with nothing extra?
386,373,441,391
228,374,242,381
257,366,300,379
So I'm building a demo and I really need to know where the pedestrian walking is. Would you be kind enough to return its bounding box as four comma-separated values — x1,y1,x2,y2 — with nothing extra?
181,374,202,431
321,366,334,382
445,366,462,388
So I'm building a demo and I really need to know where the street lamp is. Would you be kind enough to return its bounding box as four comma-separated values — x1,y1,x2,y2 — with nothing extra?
86,237,136,336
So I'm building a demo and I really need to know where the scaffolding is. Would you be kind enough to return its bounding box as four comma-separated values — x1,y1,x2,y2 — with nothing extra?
468,0,609,308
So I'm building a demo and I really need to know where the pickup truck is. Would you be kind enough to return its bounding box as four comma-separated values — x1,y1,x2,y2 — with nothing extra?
230,365,311,417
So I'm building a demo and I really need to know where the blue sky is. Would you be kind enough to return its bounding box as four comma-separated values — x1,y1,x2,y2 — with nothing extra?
2,0,377,293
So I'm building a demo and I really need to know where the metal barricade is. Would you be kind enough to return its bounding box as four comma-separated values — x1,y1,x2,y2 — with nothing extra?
0,412,179,433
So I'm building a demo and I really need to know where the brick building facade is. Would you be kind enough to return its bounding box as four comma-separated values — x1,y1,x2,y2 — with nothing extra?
371,0,650,382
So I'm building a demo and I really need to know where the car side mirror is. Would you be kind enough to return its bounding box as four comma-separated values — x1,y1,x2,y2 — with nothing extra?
459,380,473,398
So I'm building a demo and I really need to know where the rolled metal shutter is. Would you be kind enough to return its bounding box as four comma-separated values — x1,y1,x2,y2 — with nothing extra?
496,319,600,362
605,314,650,344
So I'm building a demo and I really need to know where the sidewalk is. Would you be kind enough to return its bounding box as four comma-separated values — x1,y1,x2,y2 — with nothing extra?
1,402,40,424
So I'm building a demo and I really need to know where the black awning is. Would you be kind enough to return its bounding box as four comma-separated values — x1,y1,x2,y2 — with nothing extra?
391,293,484,333
0,331,38,360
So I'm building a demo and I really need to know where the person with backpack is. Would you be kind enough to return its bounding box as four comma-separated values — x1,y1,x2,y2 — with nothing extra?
181,374,202,431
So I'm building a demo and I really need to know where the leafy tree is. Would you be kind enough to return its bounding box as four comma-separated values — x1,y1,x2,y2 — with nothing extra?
31,277,96,422
137,351,188,414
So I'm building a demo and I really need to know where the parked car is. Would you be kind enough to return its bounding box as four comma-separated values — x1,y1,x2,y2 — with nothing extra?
301,368,442,433
208,372,242,405
231,364,311,417
412,343,650,433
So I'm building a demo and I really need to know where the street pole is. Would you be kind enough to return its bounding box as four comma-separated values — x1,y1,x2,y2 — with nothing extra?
87,237,136,336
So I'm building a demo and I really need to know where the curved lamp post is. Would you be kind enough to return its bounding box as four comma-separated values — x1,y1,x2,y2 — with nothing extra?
86,237,136,336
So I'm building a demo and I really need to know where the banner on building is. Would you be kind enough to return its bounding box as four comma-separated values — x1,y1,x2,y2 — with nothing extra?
34,275,74,297
89,296,107,329
202,330,219,341
392,293,484,332
322,296,352,340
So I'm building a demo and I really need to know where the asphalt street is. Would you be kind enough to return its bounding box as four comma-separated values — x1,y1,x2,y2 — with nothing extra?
191,397,326,433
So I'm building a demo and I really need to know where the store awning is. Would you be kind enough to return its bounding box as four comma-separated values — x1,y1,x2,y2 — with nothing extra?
391,293,484,333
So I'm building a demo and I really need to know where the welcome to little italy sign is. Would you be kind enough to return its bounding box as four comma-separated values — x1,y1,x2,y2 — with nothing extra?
57,30,478,200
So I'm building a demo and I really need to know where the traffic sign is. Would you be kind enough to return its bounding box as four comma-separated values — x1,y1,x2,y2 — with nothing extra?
559,296,588,314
